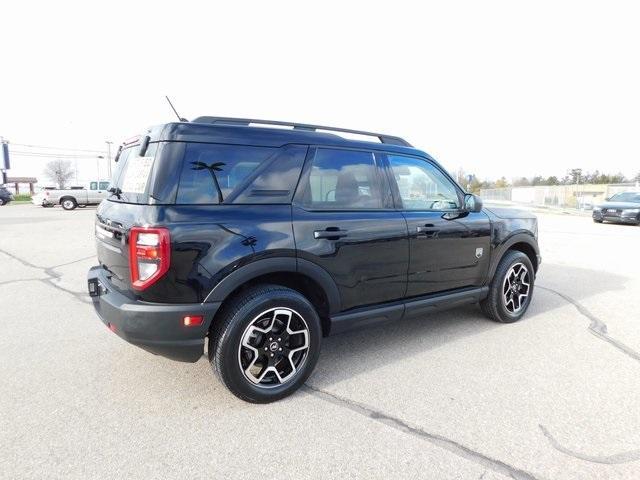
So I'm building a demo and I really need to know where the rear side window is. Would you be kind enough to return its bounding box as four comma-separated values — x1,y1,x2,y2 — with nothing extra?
301,148,383,209
176,144,305,205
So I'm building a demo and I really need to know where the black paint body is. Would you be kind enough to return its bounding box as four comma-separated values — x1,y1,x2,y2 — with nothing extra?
88,121,540,362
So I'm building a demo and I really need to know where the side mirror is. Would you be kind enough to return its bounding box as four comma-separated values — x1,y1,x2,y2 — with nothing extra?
464,193,483,213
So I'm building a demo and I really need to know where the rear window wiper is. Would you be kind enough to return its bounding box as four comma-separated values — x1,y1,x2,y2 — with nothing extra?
108,187,123,200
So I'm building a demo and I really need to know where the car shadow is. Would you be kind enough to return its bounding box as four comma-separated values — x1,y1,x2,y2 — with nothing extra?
311,262,629,388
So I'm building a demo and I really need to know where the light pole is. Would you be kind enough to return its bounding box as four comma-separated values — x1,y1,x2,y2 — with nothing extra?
97,155,104,181
105,141,113,179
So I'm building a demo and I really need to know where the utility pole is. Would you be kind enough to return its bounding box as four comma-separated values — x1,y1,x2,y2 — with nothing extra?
1,136,9,185
105,141,113,178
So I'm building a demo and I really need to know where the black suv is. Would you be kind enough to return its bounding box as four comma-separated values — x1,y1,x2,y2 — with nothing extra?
88,117,540,403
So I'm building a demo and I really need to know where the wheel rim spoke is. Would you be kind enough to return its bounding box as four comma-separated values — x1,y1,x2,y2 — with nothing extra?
238,307,310,388
502,262,531,314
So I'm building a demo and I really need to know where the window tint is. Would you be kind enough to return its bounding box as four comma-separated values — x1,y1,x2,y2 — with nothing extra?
303,148,382,209
176,144,276,204
388,155,460,210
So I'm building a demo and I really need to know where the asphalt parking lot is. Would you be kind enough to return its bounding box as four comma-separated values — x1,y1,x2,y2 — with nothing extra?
1,204,639,480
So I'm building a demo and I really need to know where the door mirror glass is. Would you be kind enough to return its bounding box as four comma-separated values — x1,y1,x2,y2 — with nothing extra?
464,193,483,213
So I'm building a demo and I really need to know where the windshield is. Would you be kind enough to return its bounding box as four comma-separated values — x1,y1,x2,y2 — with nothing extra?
609,192,640,203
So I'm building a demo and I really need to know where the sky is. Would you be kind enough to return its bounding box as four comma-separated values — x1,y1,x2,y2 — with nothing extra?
1,0,639,184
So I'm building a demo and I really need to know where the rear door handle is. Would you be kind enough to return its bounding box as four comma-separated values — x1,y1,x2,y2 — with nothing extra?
314,228,348,240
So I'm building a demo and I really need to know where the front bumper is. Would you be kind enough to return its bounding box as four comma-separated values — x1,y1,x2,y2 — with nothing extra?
592,210,640,224
87,266,221,362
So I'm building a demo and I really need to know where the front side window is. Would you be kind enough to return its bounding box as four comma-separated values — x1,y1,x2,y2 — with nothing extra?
176,144,276,204
99,181,110,190
302,148,382,209
388,155,460,210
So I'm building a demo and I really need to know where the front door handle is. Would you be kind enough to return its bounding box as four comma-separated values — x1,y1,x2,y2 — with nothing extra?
314,228,348,240
416,225,439,238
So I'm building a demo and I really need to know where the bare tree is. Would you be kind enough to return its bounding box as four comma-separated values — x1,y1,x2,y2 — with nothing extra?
44,160,74,188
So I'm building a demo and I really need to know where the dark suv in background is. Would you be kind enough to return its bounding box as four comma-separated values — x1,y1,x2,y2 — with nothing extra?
88,117,540,402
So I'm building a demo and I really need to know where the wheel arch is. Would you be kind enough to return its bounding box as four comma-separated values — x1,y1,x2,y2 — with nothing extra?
59,195,77,204
486,233,540,284
204,257,341,336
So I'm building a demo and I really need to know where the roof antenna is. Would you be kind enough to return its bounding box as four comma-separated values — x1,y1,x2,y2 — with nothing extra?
165,96,188,122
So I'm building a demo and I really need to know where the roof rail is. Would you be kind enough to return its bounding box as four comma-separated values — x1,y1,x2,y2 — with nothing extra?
191,116,412,147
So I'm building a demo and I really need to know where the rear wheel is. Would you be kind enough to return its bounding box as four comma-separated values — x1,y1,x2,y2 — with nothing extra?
481,250,535,323
0,199,5,206
61,198,77,210
209,284,322,403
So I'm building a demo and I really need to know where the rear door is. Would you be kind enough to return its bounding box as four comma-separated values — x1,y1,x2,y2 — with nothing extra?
292,147,409,311
384,153,491,297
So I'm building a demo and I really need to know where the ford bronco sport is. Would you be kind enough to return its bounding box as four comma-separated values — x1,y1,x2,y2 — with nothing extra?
88,117,540,403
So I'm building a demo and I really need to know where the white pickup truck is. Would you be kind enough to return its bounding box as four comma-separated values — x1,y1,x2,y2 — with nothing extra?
34,181,111,210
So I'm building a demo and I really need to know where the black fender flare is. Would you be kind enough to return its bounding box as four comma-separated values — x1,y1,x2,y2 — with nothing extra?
486,232,540,284
203,257,341,314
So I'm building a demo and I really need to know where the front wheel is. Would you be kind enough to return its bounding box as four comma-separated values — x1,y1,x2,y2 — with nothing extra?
481,250,535,323
209,285,322,403
593,218,603,223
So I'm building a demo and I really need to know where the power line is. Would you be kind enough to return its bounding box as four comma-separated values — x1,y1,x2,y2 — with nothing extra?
9,151,103,159
9,142,107,154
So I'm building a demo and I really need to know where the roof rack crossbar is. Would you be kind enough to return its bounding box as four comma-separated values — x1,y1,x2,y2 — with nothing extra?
191,116,412,147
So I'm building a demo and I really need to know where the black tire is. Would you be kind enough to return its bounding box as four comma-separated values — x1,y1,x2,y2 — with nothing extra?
0,199,5,206
480,250,535,323
209,284,322,403
61,198,77,210
593,219,603,223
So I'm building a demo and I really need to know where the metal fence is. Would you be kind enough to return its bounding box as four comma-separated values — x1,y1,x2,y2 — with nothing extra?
481,183,640,209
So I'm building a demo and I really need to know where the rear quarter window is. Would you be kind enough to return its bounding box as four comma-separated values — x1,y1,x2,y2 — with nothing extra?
176,144,306,205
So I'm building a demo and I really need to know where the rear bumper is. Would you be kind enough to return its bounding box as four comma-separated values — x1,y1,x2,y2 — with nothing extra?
87,266,221,362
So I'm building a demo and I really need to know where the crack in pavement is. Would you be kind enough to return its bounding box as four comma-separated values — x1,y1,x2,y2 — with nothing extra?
0,248,93,304
537,285,640,363
303,384,541,480
539,425,640,464
536,284,640,465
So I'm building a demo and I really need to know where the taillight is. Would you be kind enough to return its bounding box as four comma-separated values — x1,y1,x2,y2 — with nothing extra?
129,227,170,290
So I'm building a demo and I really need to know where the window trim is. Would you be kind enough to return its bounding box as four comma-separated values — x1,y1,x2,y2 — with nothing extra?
381,153,465,212
292,146,394,212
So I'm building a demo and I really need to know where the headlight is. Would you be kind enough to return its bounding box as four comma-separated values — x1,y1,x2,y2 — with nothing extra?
623,208,640,215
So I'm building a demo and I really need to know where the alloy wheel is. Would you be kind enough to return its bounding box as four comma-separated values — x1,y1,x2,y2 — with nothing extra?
238,307,310,388
502,262,531,314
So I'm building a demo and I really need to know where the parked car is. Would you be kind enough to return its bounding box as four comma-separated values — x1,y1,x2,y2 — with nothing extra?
87,117,541,403
592,191,640,225
0,185,13,205
46,181,110,210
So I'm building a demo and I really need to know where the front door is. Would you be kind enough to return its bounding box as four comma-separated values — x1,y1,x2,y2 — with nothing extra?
385,154,491,297
293,147,409,311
